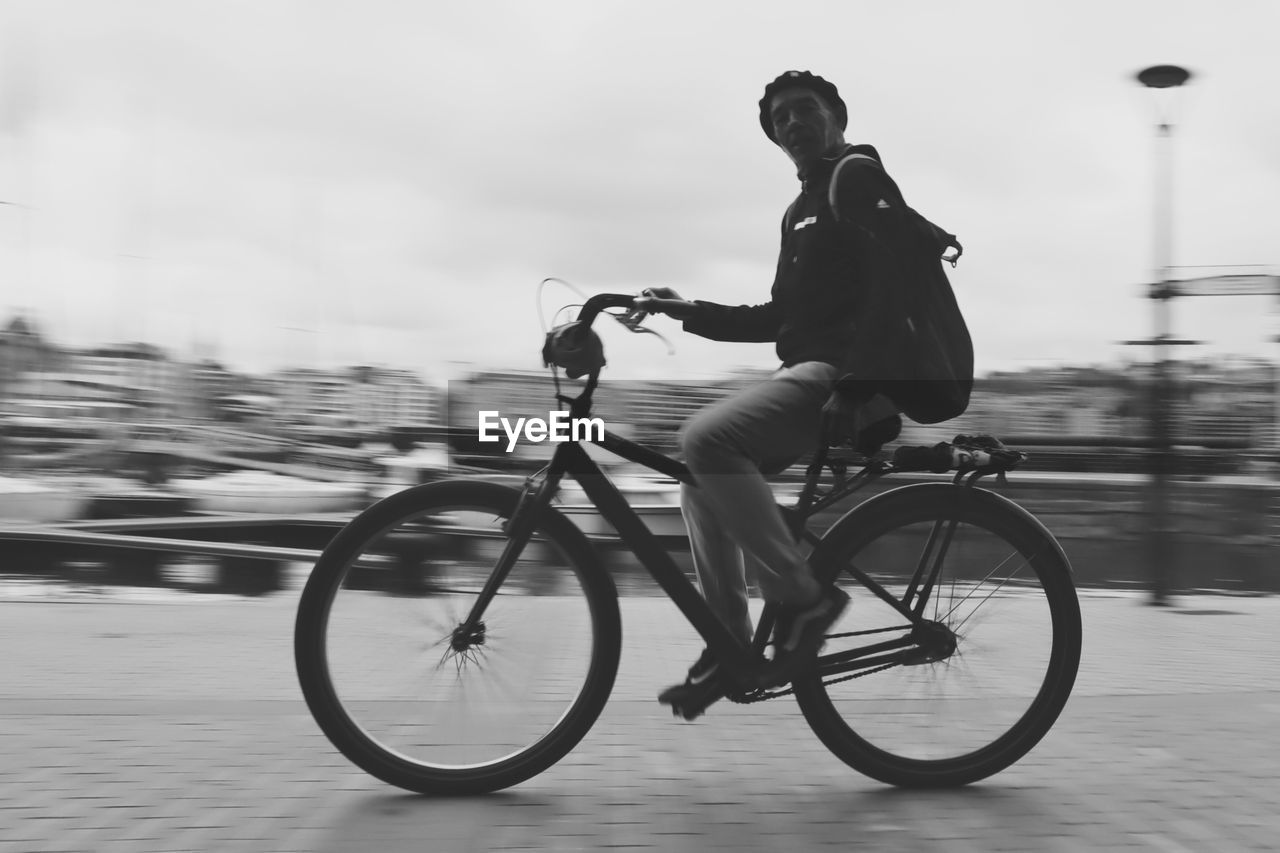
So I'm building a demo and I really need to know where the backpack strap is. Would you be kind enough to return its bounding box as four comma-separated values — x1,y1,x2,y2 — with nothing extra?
781,197,801,235
830,151,963,266
827,152,882,222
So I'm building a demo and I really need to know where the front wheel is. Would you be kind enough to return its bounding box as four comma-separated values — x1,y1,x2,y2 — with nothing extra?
294,479,622,795
794,484,1081,787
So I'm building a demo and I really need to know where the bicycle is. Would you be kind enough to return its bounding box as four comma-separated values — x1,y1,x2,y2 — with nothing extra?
294,292,1081,795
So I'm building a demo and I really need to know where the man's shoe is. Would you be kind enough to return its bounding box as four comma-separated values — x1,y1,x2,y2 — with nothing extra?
658,647,727,721
760,586,851,687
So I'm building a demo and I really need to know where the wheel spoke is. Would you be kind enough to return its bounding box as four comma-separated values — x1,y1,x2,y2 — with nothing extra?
295,481,620,794
946,550,1038,635
794,487,1080,787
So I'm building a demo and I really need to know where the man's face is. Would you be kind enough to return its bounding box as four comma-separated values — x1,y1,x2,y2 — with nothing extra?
768,86,844,164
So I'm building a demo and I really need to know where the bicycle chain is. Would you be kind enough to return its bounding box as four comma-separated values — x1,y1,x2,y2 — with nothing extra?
730,626,908,704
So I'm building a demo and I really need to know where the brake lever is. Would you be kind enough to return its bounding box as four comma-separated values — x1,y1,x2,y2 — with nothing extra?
610,306,675,354
616,306,649,331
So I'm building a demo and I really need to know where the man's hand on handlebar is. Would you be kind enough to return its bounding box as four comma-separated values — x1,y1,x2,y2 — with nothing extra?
633,287,698,322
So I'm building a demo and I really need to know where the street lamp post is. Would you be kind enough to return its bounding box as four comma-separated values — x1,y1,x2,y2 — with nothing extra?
1136,64,1192,606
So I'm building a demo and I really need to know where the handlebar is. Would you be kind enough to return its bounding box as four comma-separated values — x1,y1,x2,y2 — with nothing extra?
575,292,697,336
575,293,640,330
552,290,685,358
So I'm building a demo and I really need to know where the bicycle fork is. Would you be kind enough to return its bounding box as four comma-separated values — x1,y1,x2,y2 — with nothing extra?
452,468,560,649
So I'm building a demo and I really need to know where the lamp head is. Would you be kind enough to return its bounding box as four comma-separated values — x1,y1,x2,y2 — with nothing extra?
1136,65,1192,89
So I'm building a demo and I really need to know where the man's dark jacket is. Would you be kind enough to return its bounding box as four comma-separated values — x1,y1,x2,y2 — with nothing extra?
682,143,952,396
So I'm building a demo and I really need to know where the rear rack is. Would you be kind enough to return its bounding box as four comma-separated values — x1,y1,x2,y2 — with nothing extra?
793,434,1028,518
891,434,1028,476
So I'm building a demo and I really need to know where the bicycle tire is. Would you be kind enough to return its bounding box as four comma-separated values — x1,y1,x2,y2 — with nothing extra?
294,479,622,795
793,483,1081,788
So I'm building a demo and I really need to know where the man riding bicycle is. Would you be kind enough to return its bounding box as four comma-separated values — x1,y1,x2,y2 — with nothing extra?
637,70,937,717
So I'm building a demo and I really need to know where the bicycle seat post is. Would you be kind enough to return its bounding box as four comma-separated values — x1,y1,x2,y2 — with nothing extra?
794,445,829,516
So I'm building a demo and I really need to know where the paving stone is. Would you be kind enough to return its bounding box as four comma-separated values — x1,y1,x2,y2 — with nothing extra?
3,589,1279,851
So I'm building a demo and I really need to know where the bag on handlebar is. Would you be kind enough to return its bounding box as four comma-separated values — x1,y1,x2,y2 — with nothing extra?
829,152,974,425
542,321,606,379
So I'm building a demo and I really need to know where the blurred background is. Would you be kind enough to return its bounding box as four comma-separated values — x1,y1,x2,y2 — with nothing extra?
1,0,1277,601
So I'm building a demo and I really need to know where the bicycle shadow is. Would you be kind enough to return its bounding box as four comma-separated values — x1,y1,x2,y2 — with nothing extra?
306,779,1073,852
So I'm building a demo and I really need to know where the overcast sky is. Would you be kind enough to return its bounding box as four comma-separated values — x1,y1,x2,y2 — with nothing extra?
1,0,1277,383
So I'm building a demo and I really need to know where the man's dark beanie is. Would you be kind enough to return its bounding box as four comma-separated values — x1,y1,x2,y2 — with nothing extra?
758,70,847,142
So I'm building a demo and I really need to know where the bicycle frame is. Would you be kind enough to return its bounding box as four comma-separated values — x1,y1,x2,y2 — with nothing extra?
463,292,976,689
465,416,962,690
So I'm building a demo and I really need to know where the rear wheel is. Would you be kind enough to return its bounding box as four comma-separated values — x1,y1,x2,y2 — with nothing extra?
294,479,621,794
794,484,1080,787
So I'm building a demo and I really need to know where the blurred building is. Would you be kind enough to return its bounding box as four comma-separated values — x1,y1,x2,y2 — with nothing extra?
0,315,62,379
445,361,1280,461
3,304,1276,472
958,368,1137,439
447,368,779,455
3,343,196,424
448,370,612,459
267,366,437,434
350,367,439,428
186,359,254,422
1181,357,1276,448
71,345,198,421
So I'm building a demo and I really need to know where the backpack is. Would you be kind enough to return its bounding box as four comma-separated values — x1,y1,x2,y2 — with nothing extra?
829,152,974,425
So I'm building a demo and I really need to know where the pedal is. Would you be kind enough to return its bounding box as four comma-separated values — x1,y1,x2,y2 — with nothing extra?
657,685,722,721
660,695,713,721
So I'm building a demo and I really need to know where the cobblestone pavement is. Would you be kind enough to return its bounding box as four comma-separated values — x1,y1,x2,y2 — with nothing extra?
3,584,1279,852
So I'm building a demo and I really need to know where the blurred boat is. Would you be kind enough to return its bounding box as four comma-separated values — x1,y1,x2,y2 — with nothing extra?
75,476,193,519
282,424,370,449
168,470,367,514
371,444,452,499
0,475,88,523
